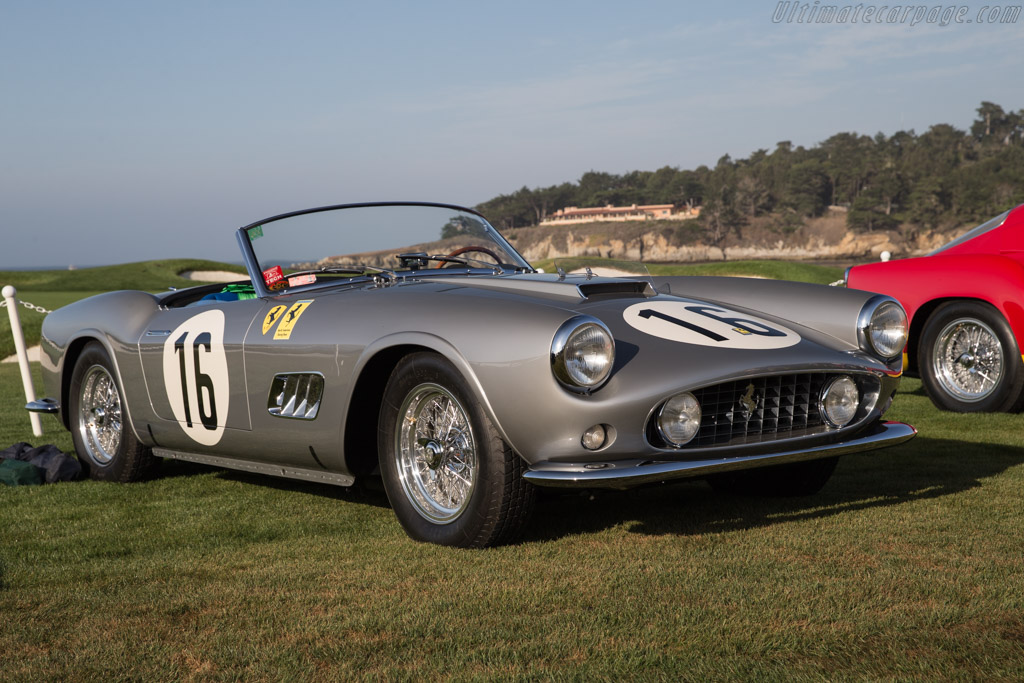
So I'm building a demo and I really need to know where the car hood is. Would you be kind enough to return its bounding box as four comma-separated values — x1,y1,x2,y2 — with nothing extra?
412,272,653,304
398,272,865,355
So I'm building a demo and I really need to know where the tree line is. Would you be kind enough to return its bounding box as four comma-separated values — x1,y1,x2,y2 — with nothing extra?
476,102,1024,244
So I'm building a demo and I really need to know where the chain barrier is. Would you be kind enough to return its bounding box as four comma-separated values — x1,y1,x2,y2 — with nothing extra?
0,299,53,314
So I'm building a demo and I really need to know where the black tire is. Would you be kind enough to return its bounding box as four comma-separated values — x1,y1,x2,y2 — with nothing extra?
918,301,1024,412
377,352,535,548
707,457,838,497
69,342,157,481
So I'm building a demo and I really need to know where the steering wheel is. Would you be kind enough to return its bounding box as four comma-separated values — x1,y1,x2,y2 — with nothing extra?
437,245,503,268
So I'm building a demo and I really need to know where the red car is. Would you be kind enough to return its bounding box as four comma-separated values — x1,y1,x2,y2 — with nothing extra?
847,205,1024,412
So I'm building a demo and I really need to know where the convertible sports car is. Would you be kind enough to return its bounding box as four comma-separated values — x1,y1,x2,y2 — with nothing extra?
847,204,1024,413
28,202,915,547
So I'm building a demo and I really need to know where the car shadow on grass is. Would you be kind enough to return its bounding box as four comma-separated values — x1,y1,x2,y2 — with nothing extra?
212,466,393,509
148,436,1022,545
150,457,392,508
114,457,385,508
523,436,1024,543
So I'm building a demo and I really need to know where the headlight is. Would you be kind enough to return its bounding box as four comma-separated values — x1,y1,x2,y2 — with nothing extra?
551,316,615,391
819,376,859,428
657,392,702,447
858,296,907,360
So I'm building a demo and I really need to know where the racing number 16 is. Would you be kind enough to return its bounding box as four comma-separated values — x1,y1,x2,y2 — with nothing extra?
174,331,218,429
639,305,786,342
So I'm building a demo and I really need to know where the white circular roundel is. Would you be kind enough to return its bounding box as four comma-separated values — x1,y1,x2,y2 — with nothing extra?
623,301,800,349
162,309,230,446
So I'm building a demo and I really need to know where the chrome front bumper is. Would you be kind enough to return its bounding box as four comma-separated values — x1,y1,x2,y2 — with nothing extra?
523,421,916,489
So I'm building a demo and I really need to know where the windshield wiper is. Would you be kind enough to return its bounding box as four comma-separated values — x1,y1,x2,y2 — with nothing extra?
394,253,503,274
285,264,398,285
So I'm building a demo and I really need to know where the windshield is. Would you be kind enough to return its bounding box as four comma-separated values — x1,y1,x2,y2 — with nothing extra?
552,257,652,281
240,203,532,292
929,210,1011,255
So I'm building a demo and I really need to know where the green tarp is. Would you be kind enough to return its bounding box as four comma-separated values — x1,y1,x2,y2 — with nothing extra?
0,459,45,486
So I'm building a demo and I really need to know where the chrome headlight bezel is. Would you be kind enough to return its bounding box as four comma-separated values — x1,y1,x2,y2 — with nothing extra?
550,316,615,392
857,295,908,361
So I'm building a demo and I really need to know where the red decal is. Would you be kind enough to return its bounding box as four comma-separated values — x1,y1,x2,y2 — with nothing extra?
263,265,284,288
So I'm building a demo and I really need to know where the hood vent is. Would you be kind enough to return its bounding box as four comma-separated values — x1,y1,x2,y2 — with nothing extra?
578,280,654,300
425,274,654,302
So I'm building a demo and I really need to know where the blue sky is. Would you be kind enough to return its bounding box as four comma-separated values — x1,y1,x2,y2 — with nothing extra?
2,0,1021,267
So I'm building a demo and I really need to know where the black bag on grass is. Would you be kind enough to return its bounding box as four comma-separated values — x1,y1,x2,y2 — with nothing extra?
0,458,44,486
0,442,81,483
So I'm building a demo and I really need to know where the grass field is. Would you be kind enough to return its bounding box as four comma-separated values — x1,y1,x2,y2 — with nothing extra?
1,259,841,361
0,260,247,360
530,257,844,285
2,261,1023,680
0,259,247,293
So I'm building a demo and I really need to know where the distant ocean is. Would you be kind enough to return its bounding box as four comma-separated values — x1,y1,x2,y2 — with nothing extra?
0,264,103,271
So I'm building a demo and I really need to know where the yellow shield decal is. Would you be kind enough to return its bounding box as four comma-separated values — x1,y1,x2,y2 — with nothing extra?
274,300,314,340
262,305,287,335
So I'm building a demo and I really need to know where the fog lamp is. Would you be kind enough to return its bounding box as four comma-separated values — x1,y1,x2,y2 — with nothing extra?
820,376,859,428
656,392,701,447
581,424,607,451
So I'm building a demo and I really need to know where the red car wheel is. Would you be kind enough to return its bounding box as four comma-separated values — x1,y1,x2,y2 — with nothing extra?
919,301,1024,412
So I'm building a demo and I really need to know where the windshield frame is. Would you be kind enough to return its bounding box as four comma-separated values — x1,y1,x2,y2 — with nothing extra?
235,201,533,298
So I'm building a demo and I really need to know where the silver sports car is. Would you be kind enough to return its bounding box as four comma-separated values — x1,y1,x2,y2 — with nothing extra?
28,202,915,547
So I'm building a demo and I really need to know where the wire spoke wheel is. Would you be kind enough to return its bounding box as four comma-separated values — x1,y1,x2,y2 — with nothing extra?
932,318,1003,402
70,342,156,481
77,364,124,464
395,383,478,524
920,302,1024,413
378,352,535,547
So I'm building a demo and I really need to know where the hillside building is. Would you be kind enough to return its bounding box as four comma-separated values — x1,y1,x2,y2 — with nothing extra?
540,204,700,226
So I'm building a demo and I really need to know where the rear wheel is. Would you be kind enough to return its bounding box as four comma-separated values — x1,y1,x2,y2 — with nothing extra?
70,343,157,481
377,352,535,547
919,301,1024,412
707,457,838,497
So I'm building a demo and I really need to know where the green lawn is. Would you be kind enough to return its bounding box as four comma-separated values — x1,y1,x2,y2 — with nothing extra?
2,363,1023,679
531,256,844,286
1,258,840,361
0,259,246,292
644,259,844,284
1,260,1022,679
0,260,247,360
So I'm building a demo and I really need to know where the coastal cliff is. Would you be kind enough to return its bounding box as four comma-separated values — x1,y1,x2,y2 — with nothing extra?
506,212,955,263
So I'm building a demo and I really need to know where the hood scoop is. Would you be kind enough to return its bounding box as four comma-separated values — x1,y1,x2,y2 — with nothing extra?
578,280,654,300
425,274,654,302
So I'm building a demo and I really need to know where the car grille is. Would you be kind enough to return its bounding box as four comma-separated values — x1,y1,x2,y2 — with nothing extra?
673,373,876,449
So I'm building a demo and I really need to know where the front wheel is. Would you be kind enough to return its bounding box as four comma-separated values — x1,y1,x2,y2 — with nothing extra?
919,301,1024,412
69,342,157,481
377,352,535,547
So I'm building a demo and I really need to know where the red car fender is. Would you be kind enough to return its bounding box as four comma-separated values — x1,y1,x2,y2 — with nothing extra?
848,252,1024,371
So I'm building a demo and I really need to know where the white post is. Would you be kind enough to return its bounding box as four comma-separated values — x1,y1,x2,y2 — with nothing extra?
3,285,43,437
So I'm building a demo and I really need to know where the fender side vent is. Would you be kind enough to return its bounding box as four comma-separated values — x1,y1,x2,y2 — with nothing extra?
268,373,324,419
